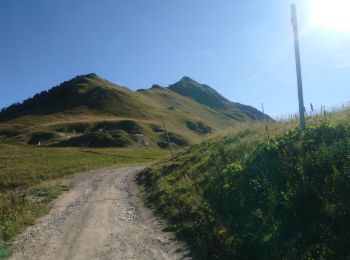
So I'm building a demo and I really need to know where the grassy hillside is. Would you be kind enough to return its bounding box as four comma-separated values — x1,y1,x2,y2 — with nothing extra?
0,74,150,121
169,76,270,121
0,145,167,259
0,74,268,148
138,108,350,259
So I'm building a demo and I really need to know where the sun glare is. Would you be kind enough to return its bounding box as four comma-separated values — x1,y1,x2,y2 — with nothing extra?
309,0,350,31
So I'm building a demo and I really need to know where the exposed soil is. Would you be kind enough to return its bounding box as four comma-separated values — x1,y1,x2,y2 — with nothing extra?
10,167,191,260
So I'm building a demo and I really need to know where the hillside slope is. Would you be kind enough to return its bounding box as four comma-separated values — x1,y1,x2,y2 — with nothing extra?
0,73,151,121
138,109,350,259
169,76,270,121
0,74,268,147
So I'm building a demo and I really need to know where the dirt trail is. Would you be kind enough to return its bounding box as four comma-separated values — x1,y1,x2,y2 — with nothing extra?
10,167,191,260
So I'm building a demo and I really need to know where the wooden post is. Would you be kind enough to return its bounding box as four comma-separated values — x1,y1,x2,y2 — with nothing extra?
163,121,174,161
291,4,306,131
261,103,270,138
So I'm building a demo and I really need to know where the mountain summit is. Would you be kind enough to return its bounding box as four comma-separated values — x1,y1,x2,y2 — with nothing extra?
169,76,268,121
0,74,146,121
0,74,271,147
169,76,224,108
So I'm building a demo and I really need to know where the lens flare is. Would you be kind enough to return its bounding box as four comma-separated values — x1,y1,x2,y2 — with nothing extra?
309,0,350,31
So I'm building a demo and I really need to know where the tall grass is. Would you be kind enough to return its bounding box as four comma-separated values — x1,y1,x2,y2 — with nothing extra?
139,108,350,259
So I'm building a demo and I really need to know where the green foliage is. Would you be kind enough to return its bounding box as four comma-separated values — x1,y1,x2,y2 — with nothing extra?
0,185,67,245
186,120,212,134
54,131,135,148
140,122,350,259
19,119,166,148
0,240,10,259
93,120,142,134
28,131,60,145
156,132,190,148
150,124,165,133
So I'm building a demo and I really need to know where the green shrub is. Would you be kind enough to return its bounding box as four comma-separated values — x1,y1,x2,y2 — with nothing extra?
186,120,212,134
140,123,350,259
28,131,59,145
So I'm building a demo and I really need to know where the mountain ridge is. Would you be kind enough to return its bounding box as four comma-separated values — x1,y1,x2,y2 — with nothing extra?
168,76,269,121
0,73,271,147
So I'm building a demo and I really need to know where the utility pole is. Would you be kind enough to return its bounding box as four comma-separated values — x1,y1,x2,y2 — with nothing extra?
291,4,306,130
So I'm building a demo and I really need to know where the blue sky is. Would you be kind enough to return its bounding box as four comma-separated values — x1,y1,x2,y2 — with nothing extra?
0,0,349,118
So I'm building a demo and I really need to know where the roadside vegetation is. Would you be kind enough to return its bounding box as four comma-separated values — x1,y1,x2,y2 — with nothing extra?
0,145,167,259
139,108,350,259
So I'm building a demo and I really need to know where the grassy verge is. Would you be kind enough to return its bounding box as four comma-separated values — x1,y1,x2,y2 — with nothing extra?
0,145,167,259
138,110,350,259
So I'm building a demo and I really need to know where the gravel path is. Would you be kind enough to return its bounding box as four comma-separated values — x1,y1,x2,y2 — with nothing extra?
10,167,191,260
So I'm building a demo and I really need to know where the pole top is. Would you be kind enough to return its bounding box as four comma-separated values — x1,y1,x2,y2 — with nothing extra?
291,4,297,27
291,4,297,16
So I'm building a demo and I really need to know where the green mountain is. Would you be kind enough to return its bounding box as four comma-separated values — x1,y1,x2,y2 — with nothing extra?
0,73,270,147
0,73,149,120
169,76,267,121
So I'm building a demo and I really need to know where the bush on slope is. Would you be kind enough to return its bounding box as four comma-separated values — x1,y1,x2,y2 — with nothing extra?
139,123,350,259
